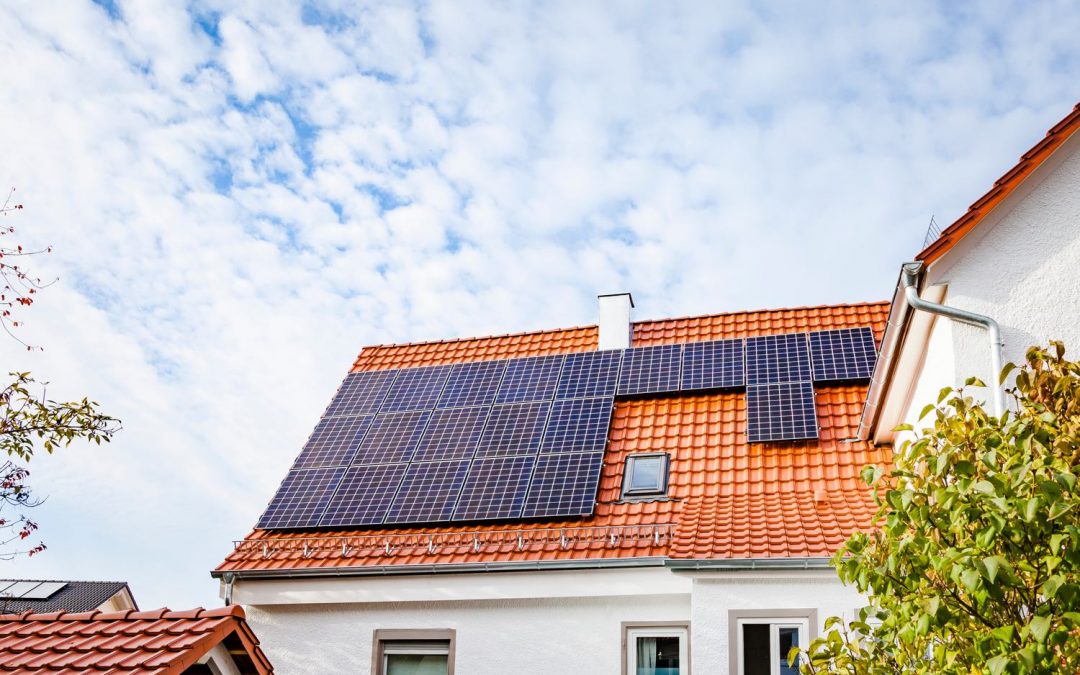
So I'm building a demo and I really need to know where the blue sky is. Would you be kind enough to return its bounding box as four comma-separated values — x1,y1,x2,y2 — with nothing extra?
0,0,1078,609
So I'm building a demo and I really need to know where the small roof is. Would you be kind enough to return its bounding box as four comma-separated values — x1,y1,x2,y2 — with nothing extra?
0,605,273,674
0,580,133,614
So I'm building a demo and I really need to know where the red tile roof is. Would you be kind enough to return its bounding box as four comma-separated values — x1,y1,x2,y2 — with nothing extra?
219,300,890,575
918,101,1080,265
0,606,273,674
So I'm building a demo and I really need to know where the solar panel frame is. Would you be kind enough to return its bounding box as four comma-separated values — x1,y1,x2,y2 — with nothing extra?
437,360,508,409
412,406,491,462
745,333,812,385
617,344,682,396
539,397,614,455
809,326,877,382
323,370,397,417
681,338,745,390
384,459,472,524
554,350,622,399
379,364,453,413
352,410,431,465
257,466,347,529
745,381,819,443
453,455,537,521
475,401,551,457
495,354,565,404
318,463,409,527
292,415,374,469
521,452,604,518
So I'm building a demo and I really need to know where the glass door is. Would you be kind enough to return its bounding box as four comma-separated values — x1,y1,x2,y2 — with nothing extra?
737,618,808,675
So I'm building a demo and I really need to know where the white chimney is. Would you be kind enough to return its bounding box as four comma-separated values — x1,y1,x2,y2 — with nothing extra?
597,292,634,350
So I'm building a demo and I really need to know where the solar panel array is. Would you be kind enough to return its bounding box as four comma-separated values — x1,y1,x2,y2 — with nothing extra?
258,326,878,529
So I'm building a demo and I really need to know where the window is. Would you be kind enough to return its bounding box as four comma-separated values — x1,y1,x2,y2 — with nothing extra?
622,453,669,498
728,610,816,675
623,623,689,675
373,629,455,675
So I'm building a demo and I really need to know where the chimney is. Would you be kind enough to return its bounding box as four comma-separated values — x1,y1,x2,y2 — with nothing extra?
597,292,634,350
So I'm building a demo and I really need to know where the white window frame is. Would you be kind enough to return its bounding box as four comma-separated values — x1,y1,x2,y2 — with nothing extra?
622,622,690,675
728,609,816,675
372,629,455,675
622,452,670,499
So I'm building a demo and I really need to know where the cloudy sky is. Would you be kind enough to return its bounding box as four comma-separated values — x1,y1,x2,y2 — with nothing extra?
0,0,1078,608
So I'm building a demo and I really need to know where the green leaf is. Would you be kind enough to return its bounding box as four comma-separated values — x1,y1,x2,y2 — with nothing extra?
1049,501,1075,520
1029,615,1052,643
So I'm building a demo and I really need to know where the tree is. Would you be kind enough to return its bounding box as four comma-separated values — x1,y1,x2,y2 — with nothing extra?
799,342,1080,674
0,189,119,558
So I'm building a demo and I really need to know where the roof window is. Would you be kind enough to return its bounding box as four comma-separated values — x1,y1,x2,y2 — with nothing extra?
622,453,669,498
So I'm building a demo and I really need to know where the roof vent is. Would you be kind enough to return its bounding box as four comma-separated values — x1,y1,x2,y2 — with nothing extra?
598,292,634,350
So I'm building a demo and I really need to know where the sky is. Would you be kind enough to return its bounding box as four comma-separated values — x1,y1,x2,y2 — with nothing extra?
0,0,1078,609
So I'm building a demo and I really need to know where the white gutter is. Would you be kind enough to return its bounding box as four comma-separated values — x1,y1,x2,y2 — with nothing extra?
899,262,1005,417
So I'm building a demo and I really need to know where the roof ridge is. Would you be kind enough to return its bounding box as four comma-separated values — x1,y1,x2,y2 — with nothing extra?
0,579,127,585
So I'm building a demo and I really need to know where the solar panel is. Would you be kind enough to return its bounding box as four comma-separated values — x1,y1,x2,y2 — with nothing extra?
809,326,877,382
293,415,374,469
453,455,536,521
475,402,550,457
521,452,604,518
745,333,811,385
412,406,490,461
324,370,397,417
495,354,565,404
257,466,347,529
682,338,745,390
380,365,452,412
438,360,507,409
555,350,621,399
617,344,682,395
745,381,819,443
384,459,471,524
539,397,613,455
352,411,431,465
318,463,409,527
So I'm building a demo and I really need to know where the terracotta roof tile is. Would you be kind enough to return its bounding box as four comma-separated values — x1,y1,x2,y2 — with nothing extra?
0,607,272,674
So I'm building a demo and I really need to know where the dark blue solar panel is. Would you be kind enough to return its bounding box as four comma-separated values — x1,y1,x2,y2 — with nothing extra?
745,381,818,443
453,455,536,521
257,467,347,529
293,415,374,469
681,338,745,390
539,397,613,454
555,350,621,399
412,406,490,461
475,402,550,457
809,327,877,382
495,354,565,404
384,459,471,524
745,333,811,385
618,344,682,395
352,411,431,465
324,370,396,417
380,365,452,412
438,360,507,409
318,463,408,527
521,452,604,518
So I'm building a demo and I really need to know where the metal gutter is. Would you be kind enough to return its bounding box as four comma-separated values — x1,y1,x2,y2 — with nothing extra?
211,556,669,580
857,267,914,440
665,557,833,571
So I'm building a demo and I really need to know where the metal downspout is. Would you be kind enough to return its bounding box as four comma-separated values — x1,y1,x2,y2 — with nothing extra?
900,262,1006,417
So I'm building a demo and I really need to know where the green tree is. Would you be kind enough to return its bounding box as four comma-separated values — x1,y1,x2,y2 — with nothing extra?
799,342,1080,674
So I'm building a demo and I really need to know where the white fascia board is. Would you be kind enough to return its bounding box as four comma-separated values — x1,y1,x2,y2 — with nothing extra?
198,643,243,675
231,565,691,606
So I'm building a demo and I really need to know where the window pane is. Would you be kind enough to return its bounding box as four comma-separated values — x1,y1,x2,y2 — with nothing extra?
635,635,681,675
742,624,770,675
629,457,663,491
778,627,799,675
386,654,448,675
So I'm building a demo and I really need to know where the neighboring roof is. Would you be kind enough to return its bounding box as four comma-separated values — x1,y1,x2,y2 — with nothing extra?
0,580,133,614
918,101,1080,265
0,606,273,674
219,300,890,575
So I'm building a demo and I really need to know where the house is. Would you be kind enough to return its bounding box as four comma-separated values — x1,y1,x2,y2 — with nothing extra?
0,579,137,613
861,101,1080,445
0,605,273,674
215,296,891,674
